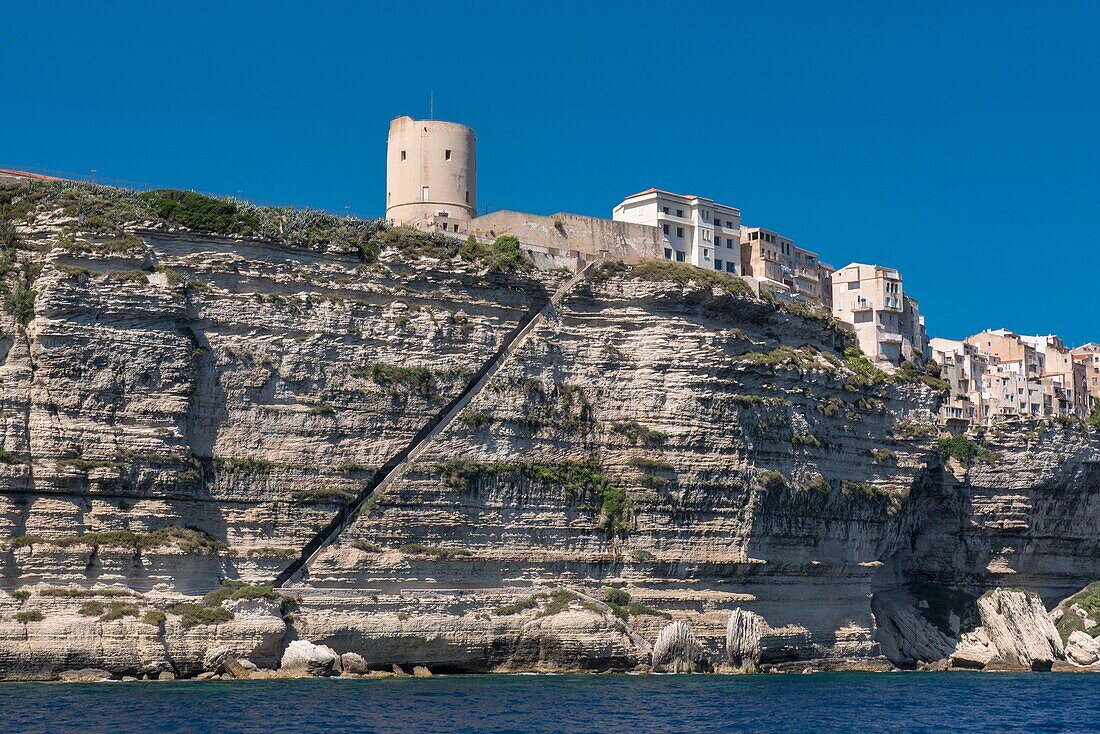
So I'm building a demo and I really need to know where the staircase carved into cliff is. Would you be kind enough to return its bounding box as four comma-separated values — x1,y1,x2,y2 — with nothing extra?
273,259,602,587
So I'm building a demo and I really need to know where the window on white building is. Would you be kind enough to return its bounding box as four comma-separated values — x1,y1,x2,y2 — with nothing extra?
726,262,736,273
662,206,669,214
676,209,684,217
663,224,670,235
714,258,723,270
675,251,685,262
676,227,684,238
664,248,673,260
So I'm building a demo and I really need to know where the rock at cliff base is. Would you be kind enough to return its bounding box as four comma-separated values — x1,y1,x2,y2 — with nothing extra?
59,668,111,683
340,653,368,674
412,665,432,678
158,671,176,680
202,645,233,673
392,664,409,677
652,621,705,673
977,589,1064,670
280,640,339,676
1065,631,1100,666
726,608,764,673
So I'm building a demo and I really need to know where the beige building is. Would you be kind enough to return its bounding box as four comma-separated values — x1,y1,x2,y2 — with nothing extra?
1072,343,1100,407
1021,334,1089,418
739,227,830,307
385,115,476,233
612,189,742,272
831,263,928,366
929,338,988,430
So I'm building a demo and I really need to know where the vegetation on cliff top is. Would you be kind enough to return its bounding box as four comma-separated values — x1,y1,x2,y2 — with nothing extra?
0,180,532,272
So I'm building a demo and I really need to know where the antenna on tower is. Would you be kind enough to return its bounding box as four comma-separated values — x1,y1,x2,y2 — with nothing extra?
430,89,434,120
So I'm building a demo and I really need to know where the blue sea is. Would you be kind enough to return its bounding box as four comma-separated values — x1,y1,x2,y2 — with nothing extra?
1,672,1095,733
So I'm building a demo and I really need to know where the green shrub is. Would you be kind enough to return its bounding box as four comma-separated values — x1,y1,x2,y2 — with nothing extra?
79,600,105,616
362,362,435,398
14,610,43,623
892,420,939,440
291,487,356,504
351,541,381,553
629,261,753,296
3,284,36,326
107,269,149,284
9,535,41,548
139,189,260,235
213,456,282,473
791,431,821,448
935,435,984,465
610,420,666,447
202,579,277,607
843,347,888,391
870,448,896,464
1088,403,1100,430
493,596,541,616
152,264,185,285
99,602,138,621
142,609,167,627
840,480,887,498
628,456,674,472
603,587,631,606
459,409,493,430
803,474,832,493
0,449,26,465
56,263,91,278
10,590,30,602
170,602,233,628
757,470,789,491
456,235,531,272
399,544,473,559
626,602,672,619
819,396,845,417
894,360,950,393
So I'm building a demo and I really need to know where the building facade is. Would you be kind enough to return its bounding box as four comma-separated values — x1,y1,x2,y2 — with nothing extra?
1072,343,1100,408
612,189,742,273
739,227,830,306
385,116,477,233
929,338,988,430
831,263,928,366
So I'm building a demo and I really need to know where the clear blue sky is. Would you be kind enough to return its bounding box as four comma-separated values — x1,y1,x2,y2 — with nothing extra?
3,2,1098,345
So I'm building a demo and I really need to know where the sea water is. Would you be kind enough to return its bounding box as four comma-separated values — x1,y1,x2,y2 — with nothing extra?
1,672,1094,734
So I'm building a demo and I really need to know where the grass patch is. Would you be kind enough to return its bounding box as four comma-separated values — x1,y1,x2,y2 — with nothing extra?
140,189,260,235
892,420,939,440
870,448,897,464
55,263,91,279
14,526,224,554
99,601,138,621
399,544,473,559
757,470,789,491
78,601,104,616
457,235,531,272
459,409,493,430
106,269,149,284
14,610,43,623
142,609,166,627
609,420,666,448
840,480,888,499
291,486,357,504
0,449,26,465
629,261,753,296
791,431,821,448
894,360,950,393
843,347,889,391
10,590,30,602
361,362,435,398
202,579,277,607
493,596,541,616
169,602,233,628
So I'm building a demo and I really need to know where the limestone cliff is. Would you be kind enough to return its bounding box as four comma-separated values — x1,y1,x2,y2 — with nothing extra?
0,180,1098,679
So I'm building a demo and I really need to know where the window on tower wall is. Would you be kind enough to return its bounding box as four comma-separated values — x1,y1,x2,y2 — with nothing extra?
422,186,430,201
445,149,452,160
401,150,407,161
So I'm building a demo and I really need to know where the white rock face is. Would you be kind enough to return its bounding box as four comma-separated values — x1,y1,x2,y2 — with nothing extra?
652,621,704,673
279,640,339,676
1065,631,1100,665
726,608,764,672
340,652,367,674
977,589,1064,670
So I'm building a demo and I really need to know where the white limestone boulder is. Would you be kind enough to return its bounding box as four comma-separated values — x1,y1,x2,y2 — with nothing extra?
279,640,339,676
1065,631,1100,666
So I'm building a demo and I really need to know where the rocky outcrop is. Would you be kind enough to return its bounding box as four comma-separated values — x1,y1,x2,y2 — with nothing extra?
725,608,763,672
652,621,705,673
1065,631,1100,666
279,640,339,676
977,589,1063,670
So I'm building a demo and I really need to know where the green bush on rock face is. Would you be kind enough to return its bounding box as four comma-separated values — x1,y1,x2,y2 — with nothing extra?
935,435,985,465
139,189,260,235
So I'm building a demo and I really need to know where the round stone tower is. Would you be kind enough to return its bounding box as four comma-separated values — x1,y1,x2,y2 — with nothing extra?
385,115,476,231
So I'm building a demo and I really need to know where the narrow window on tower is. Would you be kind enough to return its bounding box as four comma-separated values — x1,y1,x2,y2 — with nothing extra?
422,186,430,201
401,150,407,161
445,149,452,160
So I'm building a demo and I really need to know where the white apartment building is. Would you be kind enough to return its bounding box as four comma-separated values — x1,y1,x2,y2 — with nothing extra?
831,263,929,366
1072,343,1100,406
612,189,742,273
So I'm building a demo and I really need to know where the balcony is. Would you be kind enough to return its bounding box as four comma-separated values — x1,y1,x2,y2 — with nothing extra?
881,297,902,312
851,298,873,312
